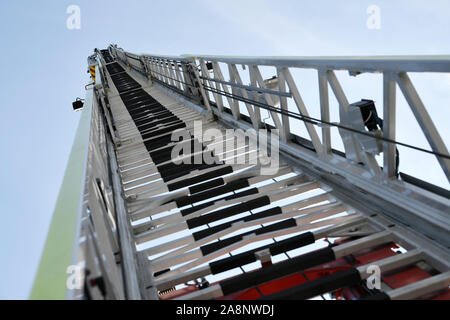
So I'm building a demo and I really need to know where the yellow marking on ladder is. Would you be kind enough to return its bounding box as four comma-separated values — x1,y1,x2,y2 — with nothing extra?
90,66,96,82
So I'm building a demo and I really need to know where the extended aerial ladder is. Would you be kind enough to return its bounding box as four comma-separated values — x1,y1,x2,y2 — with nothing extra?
31,45,450,300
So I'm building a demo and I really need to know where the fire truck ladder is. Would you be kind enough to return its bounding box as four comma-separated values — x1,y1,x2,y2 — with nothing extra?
31,46,450,300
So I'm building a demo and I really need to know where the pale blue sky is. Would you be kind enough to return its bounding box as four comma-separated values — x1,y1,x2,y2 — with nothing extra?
0,0,449,299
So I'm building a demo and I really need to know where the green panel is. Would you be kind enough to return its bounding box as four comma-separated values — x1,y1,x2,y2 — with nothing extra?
30,89,93,300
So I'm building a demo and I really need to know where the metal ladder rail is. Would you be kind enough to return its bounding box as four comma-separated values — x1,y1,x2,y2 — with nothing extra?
99,51,450,302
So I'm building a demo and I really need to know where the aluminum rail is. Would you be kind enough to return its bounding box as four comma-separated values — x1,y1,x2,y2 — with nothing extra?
105,46,449,301
183,54,450,73
110,45,449,247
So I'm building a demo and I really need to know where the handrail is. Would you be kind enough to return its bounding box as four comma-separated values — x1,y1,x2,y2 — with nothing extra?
181,54,450,73
111,46,449,183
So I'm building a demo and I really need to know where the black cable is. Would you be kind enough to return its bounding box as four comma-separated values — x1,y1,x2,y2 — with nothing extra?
152,77,199,102
116,52,449,161
149,69,193,88
125,53,141,61
202,84,450,161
